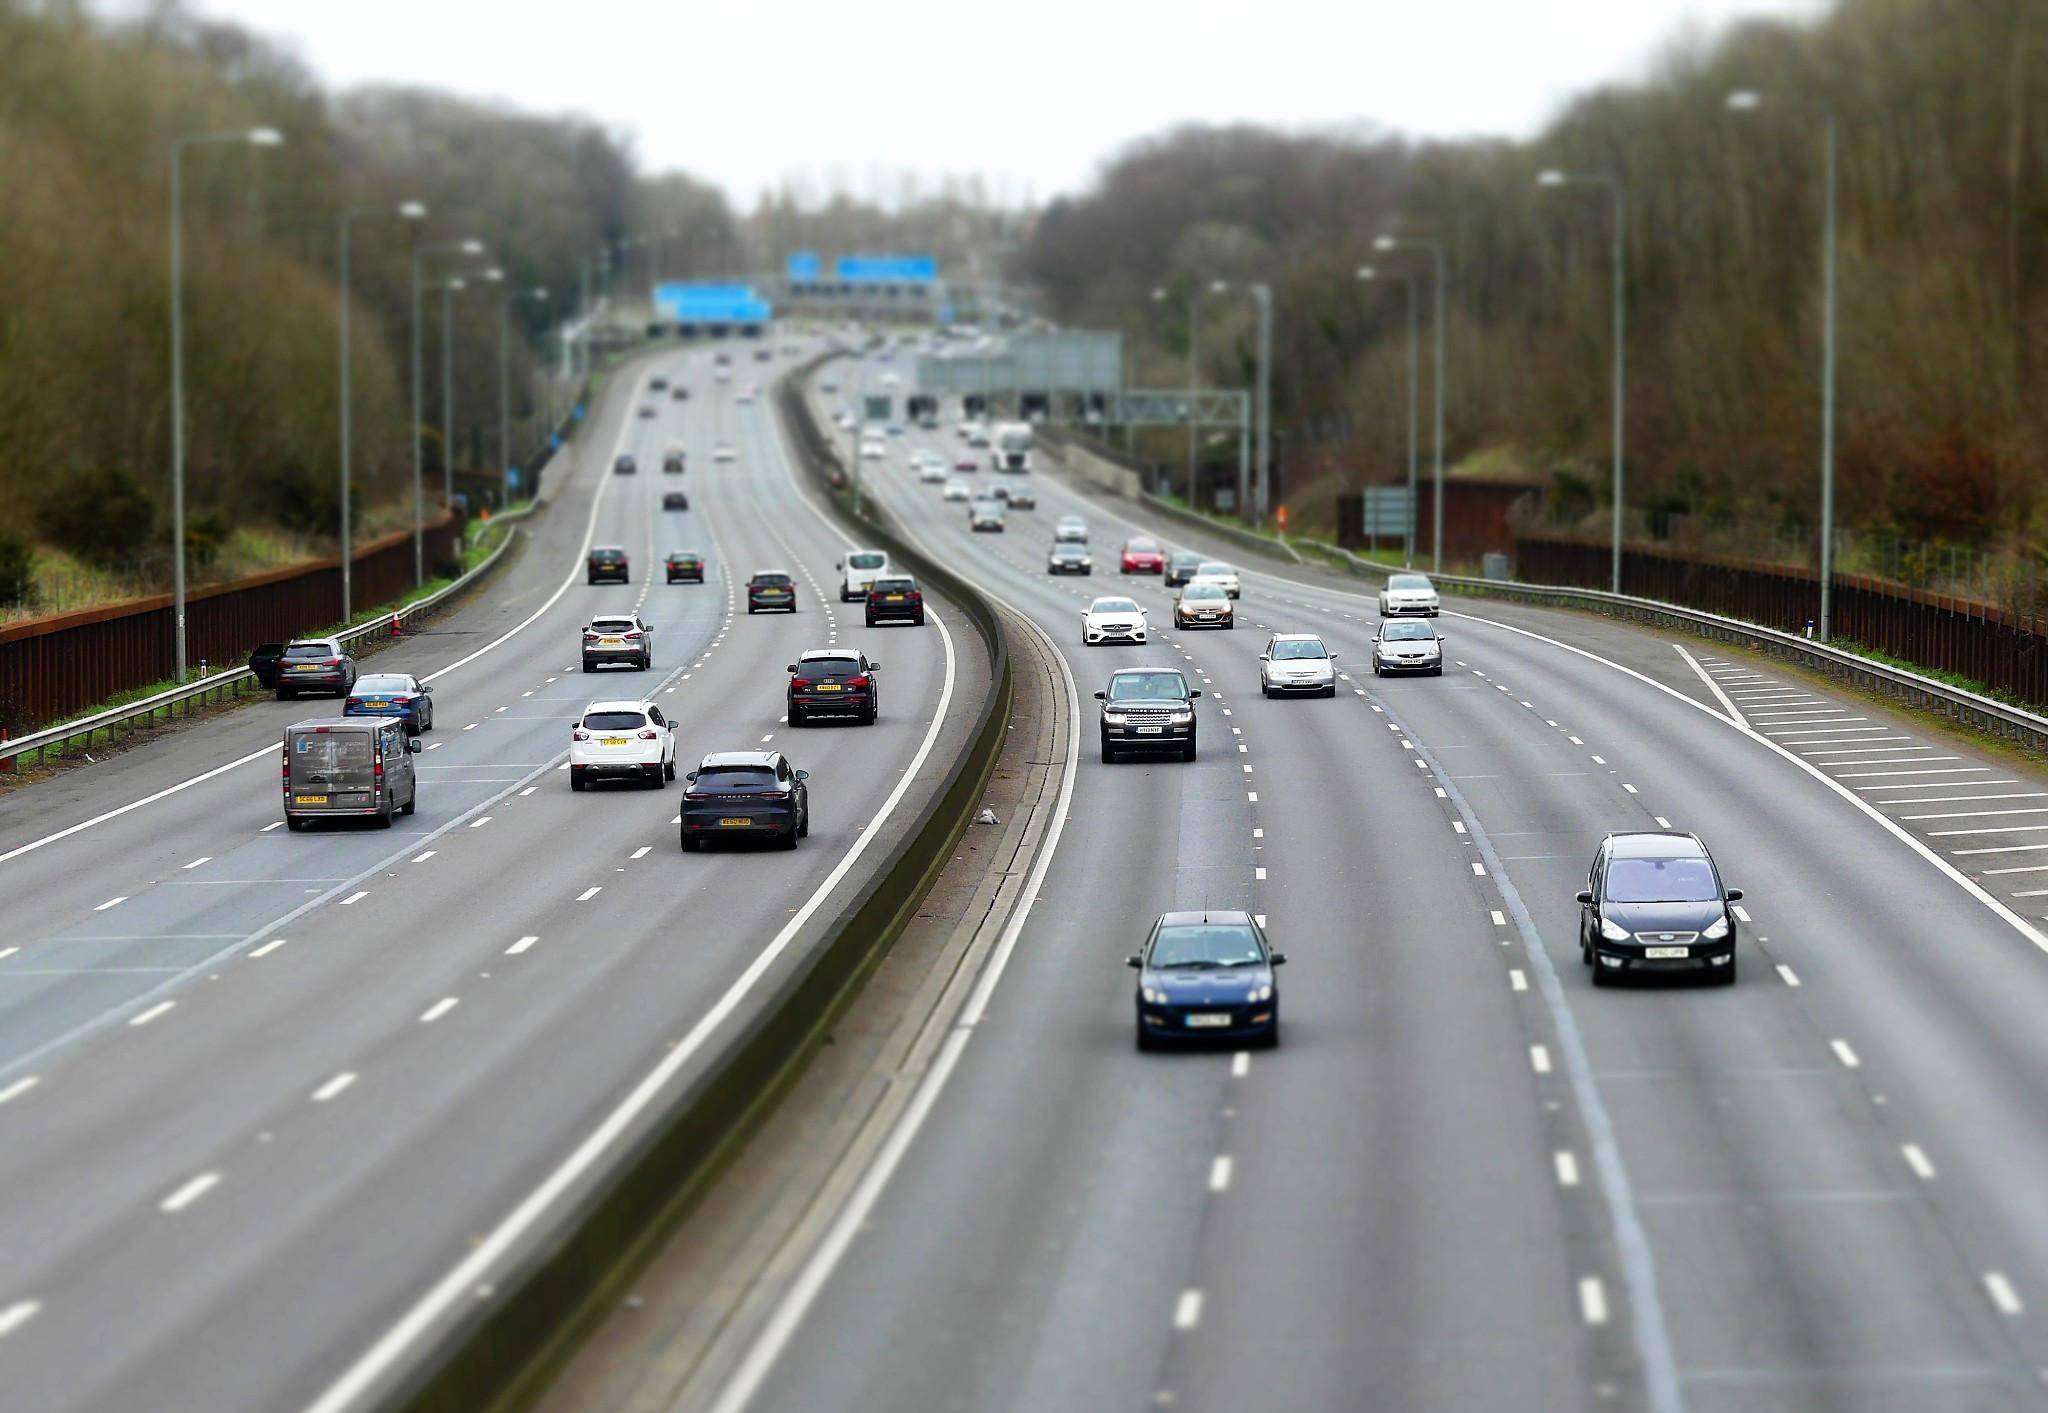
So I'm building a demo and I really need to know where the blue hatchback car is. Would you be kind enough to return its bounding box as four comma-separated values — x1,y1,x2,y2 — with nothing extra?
344,673,434,735
1128,910,1286,1050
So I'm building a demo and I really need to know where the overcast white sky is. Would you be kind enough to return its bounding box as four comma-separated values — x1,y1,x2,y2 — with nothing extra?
151,0,1827,207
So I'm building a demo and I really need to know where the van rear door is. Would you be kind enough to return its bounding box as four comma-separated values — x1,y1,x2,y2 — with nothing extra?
287,726,376,813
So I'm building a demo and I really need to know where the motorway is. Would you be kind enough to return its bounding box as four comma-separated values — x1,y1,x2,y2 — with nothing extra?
0,340,986,1410
710,358,2048,1413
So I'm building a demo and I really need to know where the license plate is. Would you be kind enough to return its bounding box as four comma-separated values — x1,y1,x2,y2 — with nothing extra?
1185,1013,1231,1029
719,817,751,827
600,736,628,746
291,664,320,672
817,684,842,692
1644,945,1690,959
885,594,905,602
294,794,328,805
600,637,624,646
365,701,389,709
1136,726,1164,735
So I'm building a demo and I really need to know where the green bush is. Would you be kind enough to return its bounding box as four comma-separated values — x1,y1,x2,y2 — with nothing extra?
0,534,32,607
185,509,234,567
37,467,155,566
253,462,338,537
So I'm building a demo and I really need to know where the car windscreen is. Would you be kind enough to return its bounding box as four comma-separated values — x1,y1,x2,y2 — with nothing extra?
1606,856,1719,903
849,553,886,570
751,574,792,586
1382,621,1435,641
353,676,412,694
1091,599,1139,615
1389,574,1433,591
1127,539,1160,553
582,711,647,731
1054,545,1085,557
695,767,779,791
292,733,371,779
802,658,862,677
1270,640,1328,660
1197,563,1232,576
1171,553,1202,566
284,643,335,659
1108,672,1187,702
1150,924,1264,969
1183,584,1226,600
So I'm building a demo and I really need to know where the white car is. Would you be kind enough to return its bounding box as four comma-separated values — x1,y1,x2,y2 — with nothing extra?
713,444,737,463
860,439,887,460
839,549,889,601
1173,581,1235,630
737,387,757,404
969,496,1007,532
918,462,948,484
834,411,856,431
1379,572,1441,617
1259,634,1337,697
942,479,971,502
1192,562,1240,599
1082,595,1148,646
569,699,676,791
1374,619,1445,675
1054,516,1088,544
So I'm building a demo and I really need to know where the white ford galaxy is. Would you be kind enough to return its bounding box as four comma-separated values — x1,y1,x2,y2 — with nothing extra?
1379,572,1441,617
570,700,677,791
1082,595,1148,646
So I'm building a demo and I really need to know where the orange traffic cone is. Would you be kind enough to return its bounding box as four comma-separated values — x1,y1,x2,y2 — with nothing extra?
391,612,403,638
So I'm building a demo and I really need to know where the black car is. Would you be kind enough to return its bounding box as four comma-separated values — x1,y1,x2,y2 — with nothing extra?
663,491,690,511
666,551,706,584
1047,543,1093,576
248,642,286,688
1578,832,1743,986
1165,551,1205,587
1096,668,1200,763
637,406,656,419
1128,911,1286,1050
613,454,637,475
680,751,810,850
649,376,669,391
865,576,925,626
587,546,629,584
788,649,879,725
274,638,358,700
747,570,797,614
1005,486,1038,510
670,386,689,401
663,448,686,473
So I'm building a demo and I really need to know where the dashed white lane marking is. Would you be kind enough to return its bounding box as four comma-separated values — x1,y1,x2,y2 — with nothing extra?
1413,758,1428,769
1830,1039,1861,1069
1231,1052,1250,1078
339,890,369,906
426,742,444,751
1208,1156,1233,1193
181,857,211,870
1776,964,1801,987
1590,755,1606,765
1579,1276,1610,1325
1173,1289,1204,1331
522,691,534,698
419,998,459,1023
1654,816,1672,828
1983,1272,2024,1316
630,846,652,860
1731,905,1753,922
1252,828,1263,838
507,936,539,955
1901,1143,1936,1180
1471,861,1486,876
412,851,436,864
577,887,602,902
468,816,493,829
1530,1044,1553,1074
1491,910,1508,927
129,1001,174,1027
0,1300,39,1337
760,734,774,743
1568,736,1583,745
249,937,288,958
259,822,282,833
0,1077,39,1105
312,1072,357,1102
159,1172,220,1213
1510,969,1528,991
495,706,509,713
1554,1151,1581,1187
1254,867,1267,881
93,897,126,912
1453,821,1467,834
0,948,14,961
1253,914,1267,928
463,724,477,732
1434,787,1447,799
1622,784,1639,794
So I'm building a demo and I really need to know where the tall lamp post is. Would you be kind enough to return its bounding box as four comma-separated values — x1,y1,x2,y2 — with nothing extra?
1152,283,1204,504
1728,89,1840,641
411,238,484,583
337,198,426,622
1537,168,1628,594
168,125,283,682
1208,280,1271,522
1357,266,1420,567
499,286,549,507
441,269,500,512
1373,235,1447,571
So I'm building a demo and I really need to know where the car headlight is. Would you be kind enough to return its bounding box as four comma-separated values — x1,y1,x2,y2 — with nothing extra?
1142,987,1168,1005
1702,915,1731,940
1247,984,1273,1004
1103,711,1128,725
1170,709,1193,723
1600,917,1633,942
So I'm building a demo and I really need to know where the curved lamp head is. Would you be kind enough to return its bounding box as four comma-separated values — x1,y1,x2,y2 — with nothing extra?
458,238,485,256
397,201,428,220
1536,169,1568,187
1725,89,1763,111
245,127,284,147
1373,235,1398,252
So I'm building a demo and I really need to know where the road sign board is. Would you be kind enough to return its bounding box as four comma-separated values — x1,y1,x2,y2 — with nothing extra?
787,252,822,281
837,255,938,284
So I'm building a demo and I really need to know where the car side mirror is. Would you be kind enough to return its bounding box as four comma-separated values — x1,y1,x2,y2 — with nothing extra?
405,737,422,753
1125,955,1143,969
787,664,798,674
1257,653,1269,661
795,769,810,781
1189,689,1202,699
685,770,698,782
868,662,879,670
836,561,843,570
1093,690,1107,700
1725,888,1744,902
1575,890,1595,905
1270,952,1288,966
422,685,433,695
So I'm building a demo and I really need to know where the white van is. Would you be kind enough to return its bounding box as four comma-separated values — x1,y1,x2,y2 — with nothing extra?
838,549,890,601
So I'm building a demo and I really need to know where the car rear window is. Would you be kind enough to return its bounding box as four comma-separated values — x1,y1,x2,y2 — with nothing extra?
583,711,647,731
591,619,635,632
354,675,412,693
752,573,792,586
292,733,371,775
1108,672,1188,702
849,553,886,570
591,548,625,561
803,657,862,677
284,643,335,659
1198,563,1232,576
870,578,916,593
696,767,778,790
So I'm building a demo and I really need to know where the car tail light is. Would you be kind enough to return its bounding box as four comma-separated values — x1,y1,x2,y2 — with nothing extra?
791,678,813,689
373,757,384,781
583,630,599,640
638,729,658,740
847,675,871,688
622,630,642,640
573,729,590,741
323,657,341,666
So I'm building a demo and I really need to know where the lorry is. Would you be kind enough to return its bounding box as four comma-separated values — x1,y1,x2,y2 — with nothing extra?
990,420,1033,473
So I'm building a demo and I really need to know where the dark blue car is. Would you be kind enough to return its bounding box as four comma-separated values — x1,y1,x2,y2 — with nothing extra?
344,673,434,735
1128,910,1286,1050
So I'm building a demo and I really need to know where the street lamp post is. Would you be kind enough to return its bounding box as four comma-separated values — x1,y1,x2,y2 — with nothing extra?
1357,266,1420,567
500,286,549,507
168,125,282,682
1728,89,1840,641
1373,236,1447,571
1153,284,1205,504
338,199,426,622
411,238,484,584
442,270,500,512
1537,169,1628,594
1208,281,1271,522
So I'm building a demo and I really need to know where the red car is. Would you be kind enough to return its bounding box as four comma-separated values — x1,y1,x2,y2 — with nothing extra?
1120,537,1166,574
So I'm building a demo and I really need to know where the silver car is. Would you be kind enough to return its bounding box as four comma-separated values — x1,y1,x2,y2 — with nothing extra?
1374,618,1445,675
1259,634,1337,697
1379,572,1441,617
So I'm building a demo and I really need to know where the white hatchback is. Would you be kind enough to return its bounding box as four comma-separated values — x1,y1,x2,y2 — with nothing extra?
1379,572,1441,617
570,700,676,791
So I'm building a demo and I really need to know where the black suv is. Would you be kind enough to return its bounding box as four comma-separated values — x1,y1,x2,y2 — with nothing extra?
614,454,637,474
747,570,797,613
666,551,705,584
587,546,629,584
1577,832,1743,986
1165,551,1205,587
788,650,879,725
865,576,925,626
680,751,809,851
1096,668,1200,763
663,490,690,511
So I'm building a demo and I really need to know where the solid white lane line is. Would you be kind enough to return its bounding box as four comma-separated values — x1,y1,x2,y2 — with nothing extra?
129,1002,174,1027
1984,1272,2023,1316
1933,824,2048,836
339,891,369,906
0,1076,38,1105
0,1300,39,1337
1857,779,2018,791
159,1172,220,1213
1173,1289,1204,1331
1763,721,1871,734
1802,744,1929,756
1901,1143,1936,1180
576,887,601,902
1674,644,1748,727
1904,805,2048,820
630,846,652,859
1579,1277,1610,1326
312,1072,357,1103
1555,1151,1581,1187
1830,1039,1861,1069
1209,1156,1233,1192
93,897,127,912
1948,843,2048,856
1776,964,1800,987
181,856,211,870
419,998,458,1023
1838,767,1987,779
506,936,539,955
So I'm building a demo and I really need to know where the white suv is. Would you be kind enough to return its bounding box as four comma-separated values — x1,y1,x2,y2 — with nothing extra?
570,700,676,791
839,549,889,601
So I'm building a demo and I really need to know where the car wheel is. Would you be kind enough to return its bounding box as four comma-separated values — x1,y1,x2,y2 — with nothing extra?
798,804,810,838
375,803,394,829
866,614,877,627
747,605,756,614
652,765,667,789
1182,735,1198,762
1261,683,1272,699
402,785,417,817
1225,620,1234,630
1324,685,1338,698
1718,957,1739,986
570,769,587,792
1100,732,1116,764
915,613,926,625
581,658,594,673
640,655,651,670
1135,1027,1156,1053
665,757,676,781
1372,662,1383,677
276,688,294,701
781,825,800,850
1590,960,1612,987
680,834,700,853
285,816,307,832
1259,1020,1281,1050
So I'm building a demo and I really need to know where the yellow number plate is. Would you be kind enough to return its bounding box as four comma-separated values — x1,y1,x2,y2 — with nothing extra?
600,637,624,646
600,736,629,746
719,817,751,827
294,794,329,805
291,664,320,672
816,684,842,692
885,594,905,601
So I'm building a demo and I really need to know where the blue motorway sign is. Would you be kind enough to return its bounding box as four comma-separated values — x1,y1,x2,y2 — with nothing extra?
572,404,586,422
655,282,774,324
836,255,938,284
788,252,822,281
